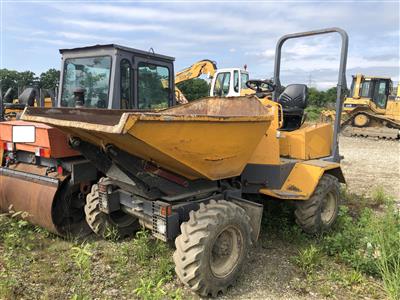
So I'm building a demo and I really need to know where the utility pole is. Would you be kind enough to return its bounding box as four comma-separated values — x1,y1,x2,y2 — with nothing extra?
308,73,313,88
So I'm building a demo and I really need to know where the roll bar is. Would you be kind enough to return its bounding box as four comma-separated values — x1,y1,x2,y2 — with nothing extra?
273,27,348,163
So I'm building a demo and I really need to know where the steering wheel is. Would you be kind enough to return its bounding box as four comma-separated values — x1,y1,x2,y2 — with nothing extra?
246,79,275,93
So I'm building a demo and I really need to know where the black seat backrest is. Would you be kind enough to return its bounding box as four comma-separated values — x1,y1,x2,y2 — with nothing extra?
278,84,308,109
278,84,308,131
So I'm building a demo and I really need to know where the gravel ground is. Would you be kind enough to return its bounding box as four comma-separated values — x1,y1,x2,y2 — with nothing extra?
339,136,400,200
216,136,400,300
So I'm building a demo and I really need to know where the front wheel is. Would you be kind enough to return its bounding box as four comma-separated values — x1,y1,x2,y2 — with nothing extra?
295,174,340,234
173,200,252,297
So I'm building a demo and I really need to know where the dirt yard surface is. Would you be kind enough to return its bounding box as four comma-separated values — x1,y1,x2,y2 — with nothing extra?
339,136,400,200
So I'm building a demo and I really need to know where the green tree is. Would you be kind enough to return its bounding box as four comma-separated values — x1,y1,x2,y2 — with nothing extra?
0,69,20,100
324,87,338,104
39,68,60,89
176,78,209,101
16,71,38,91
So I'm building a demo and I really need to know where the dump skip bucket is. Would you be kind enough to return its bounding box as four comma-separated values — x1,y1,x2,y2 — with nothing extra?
22,96,273,180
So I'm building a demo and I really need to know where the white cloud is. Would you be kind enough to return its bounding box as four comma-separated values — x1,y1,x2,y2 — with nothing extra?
53,18,164,32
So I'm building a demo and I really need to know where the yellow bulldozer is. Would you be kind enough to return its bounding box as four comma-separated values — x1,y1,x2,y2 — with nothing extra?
17,28,349,297
321,73,400,139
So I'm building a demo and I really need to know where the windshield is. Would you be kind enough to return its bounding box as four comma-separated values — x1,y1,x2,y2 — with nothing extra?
241,72,249,90
61,56,111,108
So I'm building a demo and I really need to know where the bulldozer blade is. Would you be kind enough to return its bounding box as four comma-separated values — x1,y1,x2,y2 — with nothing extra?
0,170,59,234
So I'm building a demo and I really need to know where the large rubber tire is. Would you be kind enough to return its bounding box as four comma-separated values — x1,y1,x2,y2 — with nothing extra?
84,178,139,239
295,174,340,234
173,200,252,297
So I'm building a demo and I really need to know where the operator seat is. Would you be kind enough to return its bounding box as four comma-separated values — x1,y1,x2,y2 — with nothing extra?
278,84,308,131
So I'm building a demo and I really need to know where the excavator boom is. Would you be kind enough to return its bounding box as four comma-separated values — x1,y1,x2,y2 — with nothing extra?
175,59,217,84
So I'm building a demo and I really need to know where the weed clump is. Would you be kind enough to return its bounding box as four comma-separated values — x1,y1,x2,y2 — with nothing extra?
320,189,400,299
70,243,93,300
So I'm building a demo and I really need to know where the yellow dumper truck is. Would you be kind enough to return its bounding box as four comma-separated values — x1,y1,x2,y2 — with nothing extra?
20,28,348,297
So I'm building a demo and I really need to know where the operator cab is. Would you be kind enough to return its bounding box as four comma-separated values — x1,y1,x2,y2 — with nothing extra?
348,75,392,109
210,68,250,97
58,44,176,109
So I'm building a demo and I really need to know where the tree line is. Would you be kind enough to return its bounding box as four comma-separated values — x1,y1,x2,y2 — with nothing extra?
178,78,340,107
0,68,60,100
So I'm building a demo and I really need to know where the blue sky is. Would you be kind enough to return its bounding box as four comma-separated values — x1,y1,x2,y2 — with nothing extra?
1,0,399,89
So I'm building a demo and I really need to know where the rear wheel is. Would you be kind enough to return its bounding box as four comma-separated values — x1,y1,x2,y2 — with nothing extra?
84,178,138,239
173,200,251,297
295,174,340,234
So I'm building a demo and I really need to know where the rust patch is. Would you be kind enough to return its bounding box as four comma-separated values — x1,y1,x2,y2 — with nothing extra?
204,155,236,162
287,184,302,192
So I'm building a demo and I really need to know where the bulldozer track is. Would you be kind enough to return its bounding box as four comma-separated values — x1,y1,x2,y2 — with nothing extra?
341,110,400,140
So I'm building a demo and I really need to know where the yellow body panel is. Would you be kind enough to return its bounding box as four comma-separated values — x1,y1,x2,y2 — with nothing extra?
260,160,341,200
248,99,281,165
385,100,400,121
279,123,333,160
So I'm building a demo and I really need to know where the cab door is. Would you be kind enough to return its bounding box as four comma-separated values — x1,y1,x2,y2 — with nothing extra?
372,79,390,109
132,56,174,109
212,71,232,97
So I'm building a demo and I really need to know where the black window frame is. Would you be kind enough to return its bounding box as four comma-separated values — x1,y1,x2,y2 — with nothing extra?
120,58,133,109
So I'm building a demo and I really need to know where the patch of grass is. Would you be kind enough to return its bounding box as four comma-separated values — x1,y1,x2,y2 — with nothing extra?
134,278,167,300
70,243,93,300
343,185,394,212
371,186,393,206
304,105,324,122
320,206,379,275
372,202,400,300
261,200,309,245
131,229,175,283
294,245,322,274
319,188,400,299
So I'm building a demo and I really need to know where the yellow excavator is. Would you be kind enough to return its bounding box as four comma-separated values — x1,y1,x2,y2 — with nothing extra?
174,59,253,103
321,74,400,139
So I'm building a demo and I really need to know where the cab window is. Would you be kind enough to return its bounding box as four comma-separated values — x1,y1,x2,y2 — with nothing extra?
213,72,231,97
234,71,239,93
241,72,249,91
61,56,111,108
120,59,132,109
138,62,170,109
360,80,371,98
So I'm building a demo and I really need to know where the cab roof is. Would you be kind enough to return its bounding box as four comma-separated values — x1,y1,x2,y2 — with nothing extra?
59,44,175,62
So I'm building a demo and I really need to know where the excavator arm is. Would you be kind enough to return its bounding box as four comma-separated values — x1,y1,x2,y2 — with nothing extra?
175,60,217,104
